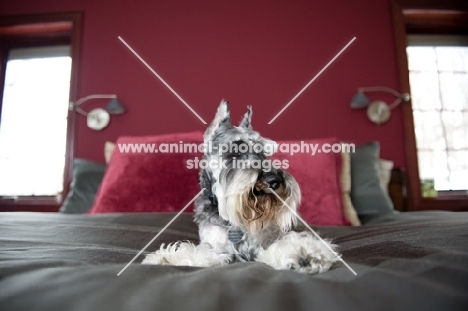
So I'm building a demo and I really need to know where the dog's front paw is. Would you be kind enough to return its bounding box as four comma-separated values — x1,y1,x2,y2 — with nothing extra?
284,247,337,274
142,248,172,265
256,231,339,274
142,242,232,267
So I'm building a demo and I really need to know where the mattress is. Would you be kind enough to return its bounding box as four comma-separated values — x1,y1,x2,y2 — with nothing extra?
1,211,467,311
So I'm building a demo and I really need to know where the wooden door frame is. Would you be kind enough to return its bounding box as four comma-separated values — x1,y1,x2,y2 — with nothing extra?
0,12,82,211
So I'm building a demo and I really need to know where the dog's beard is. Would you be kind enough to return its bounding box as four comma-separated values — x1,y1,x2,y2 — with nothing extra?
241,182,285,222
214,168,300,233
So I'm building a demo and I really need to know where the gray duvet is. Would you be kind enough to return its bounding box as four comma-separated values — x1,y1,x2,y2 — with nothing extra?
0,211,467,311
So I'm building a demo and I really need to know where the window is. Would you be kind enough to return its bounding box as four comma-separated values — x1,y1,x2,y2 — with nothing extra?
0,46,72,197
407,36,468,191
0,13,82,211
391,2,468,211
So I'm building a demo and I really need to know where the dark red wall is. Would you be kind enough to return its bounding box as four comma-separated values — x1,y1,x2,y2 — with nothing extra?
0,0,406,167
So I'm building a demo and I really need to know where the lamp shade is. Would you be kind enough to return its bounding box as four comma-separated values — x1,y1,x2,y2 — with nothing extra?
106,98,126,114
350,92,370,109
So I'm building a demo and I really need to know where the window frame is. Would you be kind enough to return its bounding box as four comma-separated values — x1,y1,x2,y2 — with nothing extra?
0,12,82,212
391,0,468,211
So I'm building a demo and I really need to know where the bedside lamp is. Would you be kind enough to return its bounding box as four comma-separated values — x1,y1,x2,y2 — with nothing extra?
350,87,410,125
69,94,126,130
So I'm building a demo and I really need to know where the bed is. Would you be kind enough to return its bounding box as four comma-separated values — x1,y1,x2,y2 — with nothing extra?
1,211,467,310
1,133,467,310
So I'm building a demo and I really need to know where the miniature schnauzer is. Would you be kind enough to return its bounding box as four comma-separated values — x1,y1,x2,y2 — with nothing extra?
143,101,339,274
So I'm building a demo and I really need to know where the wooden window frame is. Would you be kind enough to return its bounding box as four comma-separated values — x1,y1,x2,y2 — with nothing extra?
391,0,468,211
0,12,82,212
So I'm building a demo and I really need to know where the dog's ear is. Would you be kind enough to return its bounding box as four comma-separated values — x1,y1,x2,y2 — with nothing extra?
239,105,252,129
204,100,231,141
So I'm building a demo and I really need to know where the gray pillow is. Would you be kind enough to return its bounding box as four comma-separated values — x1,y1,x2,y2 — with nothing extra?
350,142,394,222
59,159,106,214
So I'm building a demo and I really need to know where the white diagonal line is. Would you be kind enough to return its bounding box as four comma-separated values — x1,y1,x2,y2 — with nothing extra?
268,37,356,124
117,188,206,276
118,36,207,124
268,188,357,275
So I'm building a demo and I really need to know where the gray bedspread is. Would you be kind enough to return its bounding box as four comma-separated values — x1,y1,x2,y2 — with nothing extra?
0,211,467,311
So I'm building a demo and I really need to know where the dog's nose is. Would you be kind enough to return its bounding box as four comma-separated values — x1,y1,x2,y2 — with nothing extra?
262,172,283,190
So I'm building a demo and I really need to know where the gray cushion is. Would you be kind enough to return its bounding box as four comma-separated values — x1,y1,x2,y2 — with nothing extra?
59,159,106,214
350,141,394,222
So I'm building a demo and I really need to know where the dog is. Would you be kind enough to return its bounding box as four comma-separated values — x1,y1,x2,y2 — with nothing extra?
143,101,339,274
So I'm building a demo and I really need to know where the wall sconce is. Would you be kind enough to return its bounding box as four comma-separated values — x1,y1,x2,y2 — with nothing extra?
350,87,410,125
69,94,126,130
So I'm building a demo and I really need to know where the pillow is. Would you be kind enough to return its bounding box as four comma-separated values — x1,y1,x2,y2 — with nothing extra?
340,150,361,226
350,141,394,222
90,133,349,226
340,148,393,226
272,137,350,226
379,159,394,194
60,159,106,214
104,141,116,163
89,131,204,214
